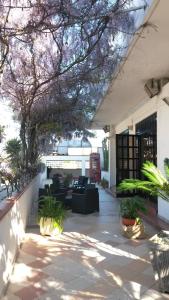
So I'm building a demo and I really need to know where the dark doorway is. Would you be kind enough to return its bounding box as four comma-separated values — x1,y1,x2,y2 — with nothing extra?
116,113,157,201
116,134,141,185
136,113,157,168
136,113,157,136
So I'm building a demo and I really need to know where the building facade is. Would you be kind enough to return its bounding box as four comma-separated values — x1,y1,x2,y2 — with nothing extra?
92,0,169,222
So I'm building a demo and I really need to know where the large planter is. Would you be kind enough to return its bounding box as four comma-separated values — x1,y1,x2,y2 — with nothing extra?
122,222,145,239
122,217,136,226
39,217,63,236
148,230,169,293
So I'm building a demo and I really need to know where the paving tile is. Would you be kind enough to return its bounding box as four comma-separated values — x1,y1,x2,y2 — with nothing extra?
125,239,146,247
17,250,37,264
28,259,52,269
9,263,35,285
1,294,20,300
15,284,46,300
141,288,169,300
122,280,150,299
33,276,64,296
4,188,163,300
143,266,154,276
134,273,155,288
37,293,63,300
122,259,151,274
80,277,116,297
106,287,133,300
9,262,49,285
43,268,80,283
21,242,49,258
7,281,30,294
27,270,49,283
63,275,98,292
104,240,121,247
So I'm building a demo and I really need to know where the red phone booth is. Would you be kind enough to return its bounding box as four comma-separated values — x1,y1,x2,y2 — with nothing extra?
89,153,101,183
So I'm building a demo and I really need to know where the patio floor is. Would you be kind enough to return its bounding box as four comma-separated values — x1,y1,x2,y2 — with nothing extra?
3,188,169,300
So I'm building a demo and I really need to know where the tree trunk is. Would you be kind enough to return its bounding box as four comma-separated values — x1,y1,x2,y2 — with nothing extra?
27,125,38,169
20,117,28,169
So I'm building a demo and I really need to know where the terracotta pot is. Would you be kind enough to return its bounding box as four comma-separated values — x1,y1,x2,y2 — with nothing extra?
122,217,136,226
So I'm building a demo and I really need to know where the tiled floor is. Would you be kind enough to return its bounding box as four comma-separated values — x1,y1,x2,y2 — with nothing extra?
3,188,169,300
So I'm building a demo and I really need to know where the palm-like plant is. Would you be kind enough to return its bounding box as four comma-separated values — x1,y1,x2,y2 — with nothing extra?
38,196,66,234
118,160,169,202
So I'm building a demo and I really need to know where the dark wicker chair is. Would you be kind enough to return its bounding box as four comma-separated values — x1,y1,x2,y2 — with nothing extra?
73,176,88,189
39,188,48,198
72,187,99,214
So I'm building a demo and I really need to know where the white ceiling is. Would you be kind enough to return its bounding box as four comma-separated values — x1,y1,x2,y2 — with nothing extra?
92,0,169,128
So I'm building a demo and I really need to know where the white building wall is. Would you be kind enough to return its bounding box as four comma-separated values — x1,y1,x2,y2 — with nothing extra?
109,82,169,222
41,155,90,178
115,97,158,135
109,126,116,187
156,84,169,221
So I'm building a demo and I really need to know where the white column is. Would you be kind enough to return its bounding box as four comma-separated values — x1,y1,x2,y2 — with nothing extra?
108,126,116,188
81,158,86,176
157,99,169,221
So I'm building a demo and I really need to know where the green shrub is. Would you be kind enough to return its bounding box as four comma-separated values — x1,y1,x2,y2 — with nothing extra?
118,160,169,202
120,196,147,220
38,196,66,233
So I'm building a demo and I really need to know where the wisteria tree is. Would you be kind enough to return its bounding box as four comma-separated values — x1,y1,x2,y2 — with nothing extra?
0,0,147,173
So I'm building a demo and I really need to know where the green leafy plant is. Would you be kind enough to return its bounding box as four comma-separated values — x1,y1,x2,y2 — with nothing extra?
38,196,66,234
5,138,22,174
118,160,169,202
120,196,147,220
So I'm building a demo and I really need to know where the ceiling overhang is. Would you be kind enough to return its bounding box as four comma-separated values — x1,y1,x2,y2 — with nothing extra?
92,0,169,129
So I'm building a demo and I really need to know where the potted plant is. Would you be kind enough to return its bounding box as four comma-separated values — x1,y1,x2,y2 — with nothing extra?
120,196,147,239
120,196,146,225
38,195,66,236
118,159,169,276
118,159,169,202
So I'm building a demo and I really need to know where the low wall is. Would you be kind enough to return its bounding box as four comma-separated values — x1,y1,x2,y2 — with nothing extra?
0,175,40,297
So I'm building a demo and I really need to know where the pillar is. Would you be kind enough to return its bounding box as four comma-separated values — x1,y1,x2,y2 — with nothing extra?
108,125,116,188
81,158,86,176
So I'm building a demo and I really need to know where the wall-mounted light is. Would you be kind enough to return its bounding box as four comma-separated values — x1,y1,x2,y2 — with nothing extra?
144,79,160,98
128,125,133,131
144,78,169,98
162,98,169,107
103,125,110,133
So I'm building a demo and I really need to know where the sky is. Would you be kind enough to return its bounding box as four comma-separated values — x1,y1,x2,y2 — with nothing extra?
0,101,20,156
0,101,106,152
88,130,106,148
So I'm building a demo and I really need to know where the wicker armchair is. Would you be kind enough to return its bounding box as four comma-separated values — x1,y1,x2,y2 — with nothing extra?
72,187,99,214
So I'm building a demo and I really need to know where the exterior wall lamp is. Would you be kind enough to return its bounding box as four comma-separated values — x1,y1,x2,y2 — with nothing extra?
162,98,169,107
103,125,110,133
